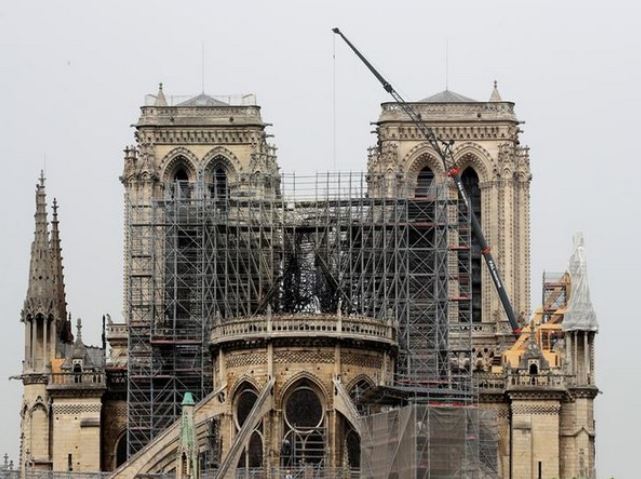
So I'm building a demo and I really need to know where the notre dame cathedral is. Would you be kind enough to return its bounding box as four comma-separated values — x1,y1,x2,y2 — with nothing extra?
15,83,598,479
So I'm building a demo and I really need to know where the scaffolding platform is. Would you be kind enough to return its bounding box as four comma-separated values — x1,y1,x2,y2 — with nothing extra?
126,172,476,462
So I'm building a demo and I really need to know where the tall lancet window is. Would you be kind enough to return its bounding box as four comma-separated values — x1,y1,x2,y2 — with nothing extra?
211,167,228,199
461,167,482,323
173,166,191,199
415,166,434,198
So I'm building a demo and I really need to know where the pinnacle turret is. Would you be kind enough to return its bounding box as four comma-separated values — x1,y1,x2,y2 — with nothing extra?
489,80,503,102
22,172,56,321
50,197,68,326
154,82,168,106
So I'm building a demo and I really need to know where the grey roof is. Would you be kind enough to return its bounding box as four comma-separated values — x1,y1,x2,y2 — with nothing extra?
419,90,478,103
177,93,229,107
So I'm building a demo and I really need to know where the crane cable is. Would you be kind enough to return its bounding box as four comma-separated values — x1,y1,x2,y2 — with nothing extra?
332,32,337,170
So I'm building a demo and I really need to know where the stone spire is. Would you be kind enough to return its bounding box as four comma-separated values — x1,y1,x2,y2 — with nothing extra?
489,80,502,102
22,172,56,321
50,198,68,327
154,82,168,106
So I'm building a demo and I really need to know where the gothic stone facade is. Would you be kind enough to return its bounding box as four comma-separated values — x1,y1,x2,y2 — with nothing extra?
17,85,598,479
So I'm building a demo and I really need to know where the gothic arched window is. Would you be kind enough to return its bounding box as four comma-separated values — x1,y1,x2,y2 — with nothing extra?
415,166,434,198
205,155,230,199
211,167,228,199
345,427,361,469
115,433,128,468
461,167,482,323
171,163,192,199
281,380,326,467
234,384,263,470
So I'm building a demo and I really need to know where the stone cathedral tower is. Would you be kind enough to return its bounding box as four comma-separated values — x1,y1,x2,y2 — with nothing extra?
367,84,531,359
19,173,70,474
19,174,107,475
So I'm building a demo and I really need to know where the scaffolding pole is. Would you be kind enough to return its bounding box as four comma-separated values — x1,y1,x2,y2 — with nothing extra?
126,172,477,460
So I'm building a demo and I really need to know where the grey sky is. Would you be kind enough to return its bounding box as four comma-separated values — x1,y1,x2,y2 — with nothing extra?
1,1,639,476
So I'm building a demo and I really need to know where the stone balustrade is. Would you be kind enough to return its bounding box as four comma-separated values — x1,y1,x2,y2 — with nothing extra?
475,371,574,392
210,313,397,348
48,372,106,388
379,101,517,122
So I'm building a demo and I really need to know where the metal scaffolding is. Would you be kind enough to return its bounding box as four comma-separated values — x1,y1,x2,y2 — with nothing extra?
360,404,498,479
126,172,475,458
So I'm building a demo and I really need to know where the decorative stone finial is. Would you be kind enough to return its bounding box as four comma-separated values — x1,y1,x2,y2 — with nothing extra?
155,82,168,107
489,80,502,102
76,317,82,342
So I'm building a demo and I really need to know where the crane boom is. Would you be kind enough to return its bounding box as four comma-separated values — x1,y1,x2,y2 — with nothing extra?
332,27,521,334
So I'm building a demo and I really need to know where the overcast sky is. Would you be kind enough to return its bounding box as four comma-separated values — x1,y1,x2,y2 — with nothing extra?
1,1,639,477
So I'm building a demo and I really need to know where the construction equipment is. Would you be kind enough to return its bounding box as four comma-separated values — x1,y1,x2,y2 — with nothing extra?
332,27,521,334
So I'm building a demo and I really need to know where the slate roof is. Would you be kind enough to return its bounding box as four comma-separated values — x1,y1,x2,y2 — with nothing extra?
419,90,478,103
177,93,229,107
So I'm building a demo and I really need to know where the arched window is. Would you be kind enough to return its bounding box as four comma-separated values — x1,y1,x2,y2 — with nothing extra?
234,384,263,470
345,428,360,469
115,433,128,468
73,363,82,383
235,385,258,429
281,380,326,467
211,167,228,199
529,363,538,375
172,164,191,199
415,166,434,198
461,167,482,323
349,378,373,414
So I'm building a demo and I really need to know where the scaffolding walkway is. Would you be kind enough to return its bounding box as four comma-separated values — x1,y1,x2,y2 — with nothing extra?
126,172,475,457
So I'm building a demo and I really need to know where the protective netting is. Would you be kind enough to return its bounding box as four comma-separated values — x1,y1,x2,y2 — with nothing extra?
360,404,498,479
563,233,598,332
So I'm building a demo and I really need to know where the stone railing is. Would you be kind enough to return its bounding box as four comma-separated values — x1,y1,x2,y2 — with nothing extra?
475,372,574,392
456,321,515,336
211,314,397,348
48,372,106,388
379,101,516,122
139,104,261,125
507,372,568,389
474,373,507,392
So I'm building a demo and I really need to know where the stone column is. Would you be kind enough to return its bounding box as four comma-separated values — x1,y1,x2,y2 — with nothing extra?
31,318,37,369
50,319,56,360
43,318,48,370
25,321,31,370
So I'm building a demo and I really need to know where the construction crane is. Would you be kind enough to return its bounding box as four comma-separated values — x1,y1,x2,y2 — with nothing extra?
332,27,521,334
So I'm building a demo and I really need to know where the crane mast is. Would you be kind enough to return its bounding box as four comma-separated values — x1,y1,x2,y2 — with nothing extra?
332,27,521,334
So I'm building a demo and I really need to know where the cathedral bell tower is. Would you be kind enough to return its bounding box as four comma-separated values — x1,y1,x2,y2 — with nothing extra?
367,83,532,357
19,173,72,474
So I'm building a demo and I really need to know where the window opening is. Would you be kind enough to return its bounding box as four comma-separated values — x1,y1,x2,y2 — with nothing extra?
281,382,326,467
415,167,434,198
461,167,482,322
